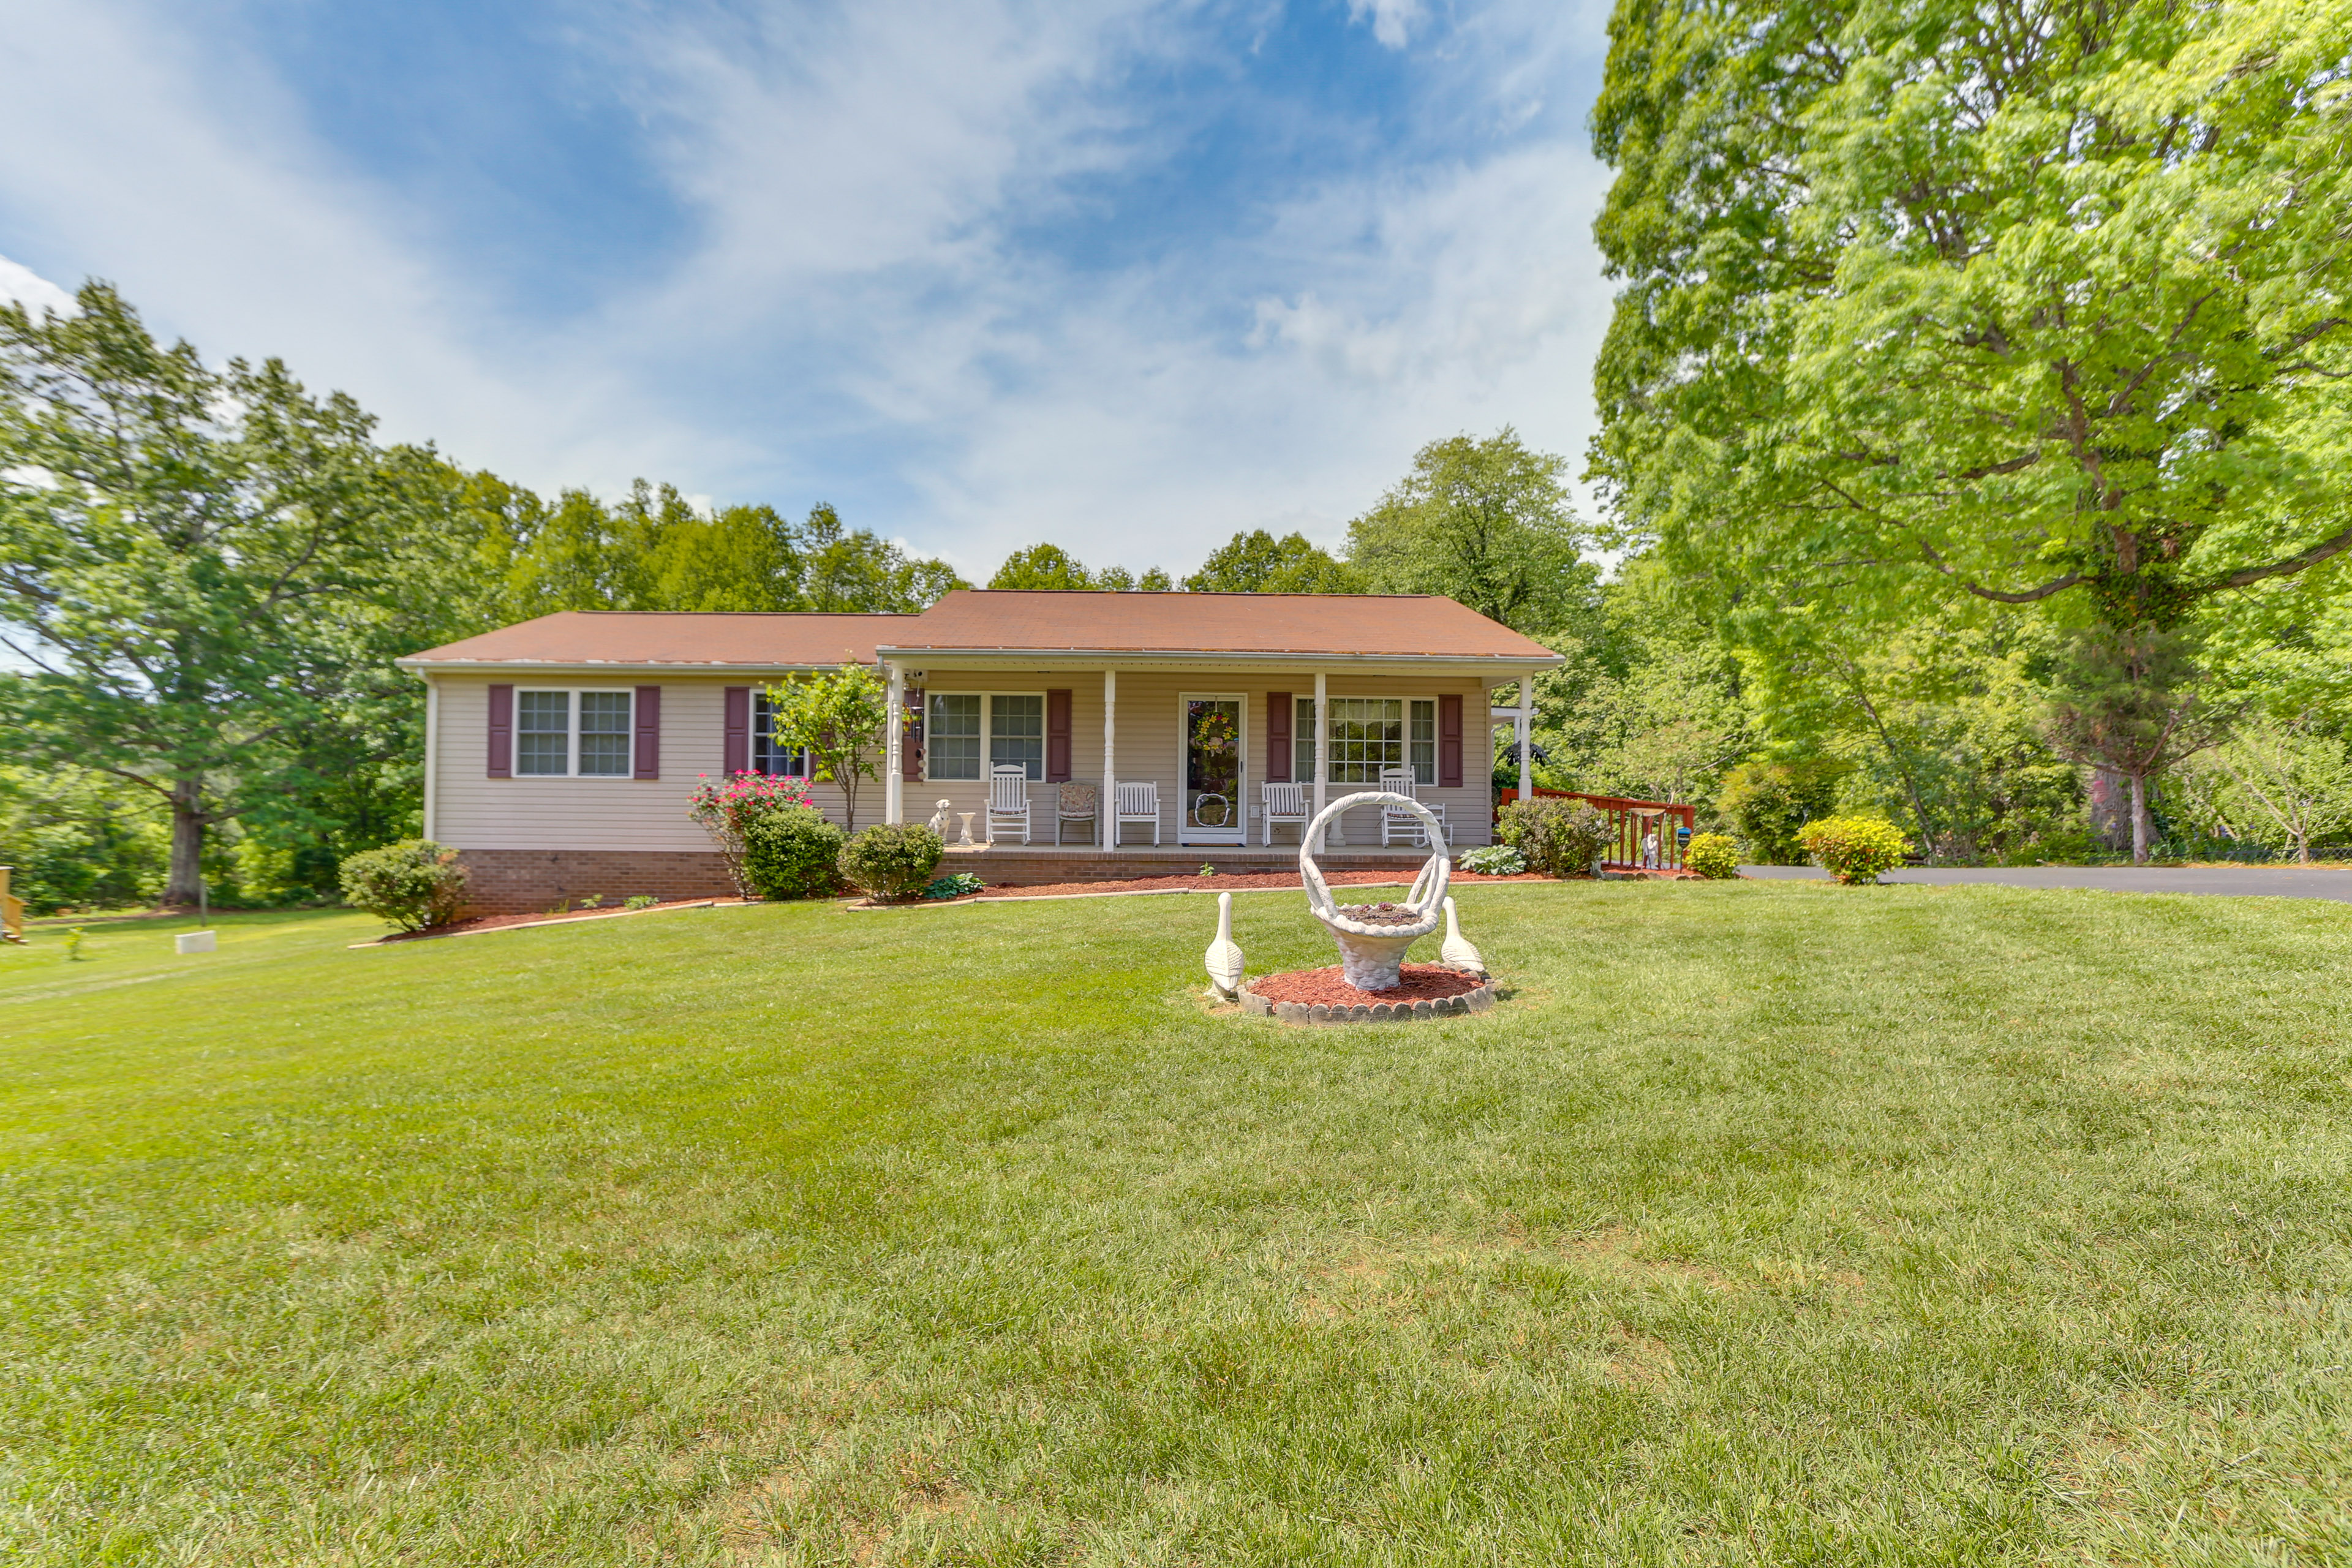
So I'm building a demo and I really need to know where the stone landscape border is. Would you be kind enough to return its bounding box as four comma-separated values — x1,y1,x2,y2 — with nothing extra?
1240,976,1496,1025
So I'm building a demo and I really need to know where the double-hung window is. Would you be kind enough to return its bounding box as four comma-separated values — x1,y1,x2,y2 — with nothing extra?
750,693,811,777
925,693,1044,782
1293,697,1438,785
514,688,633,777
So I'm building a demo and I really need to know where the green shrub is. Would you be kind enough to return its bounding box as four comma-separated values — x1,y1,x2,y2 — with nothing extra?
743,805,848,900
837,824,944,902
1458,844,1526,875
624,894,658,911
1798,816,1912,884
1497,796,1612,878
924,872,986,900
1717,760,1845,864
1684,832,1740,879
337,839,468,930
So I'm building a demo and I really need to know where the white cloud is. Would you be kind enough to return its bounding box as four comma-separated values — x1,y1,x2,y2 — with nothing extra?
0,0,1621,581
1348,0,1429,50
0,255,75,316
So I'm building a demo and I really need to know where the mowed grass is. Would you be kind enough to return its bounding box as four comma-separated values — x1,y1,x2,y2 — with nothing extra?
2,883,2349,1567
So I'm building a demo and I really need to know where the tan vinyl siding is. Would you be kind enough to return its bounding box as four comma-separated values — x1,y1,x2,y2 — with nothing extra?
431,676,864,851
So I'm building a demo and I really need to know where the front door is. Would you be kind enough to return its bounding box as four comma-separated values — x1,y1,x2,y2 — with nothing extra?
1181,695,1246,845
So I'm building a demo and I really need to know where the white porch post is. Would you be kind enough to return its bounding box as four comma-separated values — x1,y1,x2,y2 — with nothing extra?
1517,671,1534,803
1101,668,1117,852
421,676,439,842
1311,669,1329,853
884,663,905,826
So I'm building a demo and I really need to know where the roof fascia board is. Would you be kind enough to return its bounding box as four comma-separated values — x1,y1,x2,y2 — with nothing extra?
876,648,1559,674
394,658,856,677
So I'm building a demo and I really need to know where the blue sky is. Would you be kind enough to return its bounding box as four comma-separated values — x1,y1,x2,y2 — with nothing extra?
0,0,1618,581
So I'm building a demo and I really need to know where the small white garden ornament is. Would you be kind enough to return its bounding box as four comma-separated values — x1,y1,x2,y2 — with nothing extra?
1300,791,1449,990
927,799,952,837
1439,896,1485,977
1203,890,1245,1001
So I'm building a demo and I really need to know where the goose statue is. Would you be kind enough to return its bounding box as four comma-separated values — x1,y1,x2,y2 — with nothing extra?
1439,896,1486,977
1204,891,1245,1001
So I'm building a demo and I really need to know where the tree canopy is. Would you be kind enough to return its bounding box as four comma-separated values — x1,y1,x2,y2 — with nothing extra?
988,543,1170,591
1591,0,2352,635
0,283,467,904
1346,428,1597,635
1180,530,1361,594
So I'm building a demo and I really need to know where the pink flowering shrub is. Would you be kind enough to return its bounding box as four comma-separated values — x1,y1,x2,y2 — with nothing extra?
687,772,816,896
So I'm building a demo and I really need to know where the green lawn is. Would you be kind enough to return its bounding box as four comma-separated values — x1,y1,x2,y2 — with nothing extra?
3,884,2348,1566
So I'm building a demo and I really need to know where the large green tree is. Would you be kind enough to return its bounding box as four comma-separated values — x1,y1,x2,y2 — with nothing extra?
988,543,1170,592
0,284,466,906
1181,530,1361,594
1592,0,2352,632
1346,429,1597,634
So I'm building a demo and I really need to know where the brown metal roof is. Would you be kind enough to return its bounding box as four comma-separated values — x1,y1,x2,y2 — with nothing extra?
879,590,1559,661
399,611,909,668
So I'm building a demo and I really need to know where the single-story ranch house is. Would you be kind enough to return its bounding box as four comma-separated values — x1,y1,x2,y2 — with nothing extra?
397,590,1562,912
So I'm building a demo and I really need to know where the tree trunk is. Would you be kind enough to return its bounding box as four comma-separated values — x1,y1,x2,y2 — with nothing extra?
2087,768,2129,850
2129,772,2150,865
165,780,207,908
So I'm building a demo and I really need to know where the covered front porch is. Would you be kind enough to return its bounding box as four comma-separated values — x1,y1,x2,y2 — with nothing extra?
934,839,1445,886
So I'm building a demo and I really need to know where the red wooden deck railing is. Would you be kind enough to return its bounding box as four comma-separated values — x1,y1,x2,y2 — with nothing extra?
1498,788,1698,873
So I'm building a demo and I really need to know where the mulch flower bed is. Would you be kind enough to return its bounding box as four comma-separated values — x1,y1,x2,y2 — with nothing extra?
1246,963,1487,1007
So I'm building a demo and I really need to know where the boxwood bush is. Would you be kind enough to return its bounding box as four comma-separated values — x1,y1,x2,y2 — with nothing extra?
742,805,847,900
837,824,945,902
1684,832,1740,880
1798,816,1912,884
338,839,469,930
1497,796,1611,878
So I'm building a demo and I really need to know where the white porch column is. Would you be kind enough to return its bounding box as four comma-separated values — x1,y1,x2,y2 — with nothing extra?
1101,668,1117,852
421,676,439,842
1311,669,1329,853
1517,671,1534,803
884,663,905,826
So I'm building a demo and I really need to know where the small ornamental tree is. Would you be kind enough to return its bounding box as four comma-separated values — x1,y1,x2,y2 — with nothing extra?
686,772,815,896
1797,818,1912,886
338,839,468,930
764,664,889,832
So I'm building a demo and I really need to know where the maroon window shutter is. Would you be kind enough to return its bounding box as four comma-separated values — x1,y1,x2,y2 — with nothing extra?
634,686,660,780
723,686,750,775
1046,688,1072,782
1265,692,1291,783
1438,693,1463,788
487,684,513,778
901,688,924,782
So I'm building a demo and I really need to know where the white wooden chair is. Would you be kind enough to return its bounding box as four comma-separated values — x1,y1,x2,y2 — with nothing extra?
1114,780,1162,845
1260,781,1308,846
986,765,1033,843
1379,768,1446,846
1054,782,1099,845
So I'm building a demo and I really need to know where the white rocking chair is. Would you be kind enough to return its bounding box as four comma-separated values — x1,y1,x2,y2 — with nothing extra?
1260,781,1308,846
986,765,1033,844
1114,780,1162,846
1379,768,1446,847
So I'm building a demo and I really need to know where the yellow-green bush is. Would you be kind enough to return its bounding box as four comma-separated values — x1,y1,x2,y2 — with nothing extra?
1684,832,1740,879
1798,816,1912,885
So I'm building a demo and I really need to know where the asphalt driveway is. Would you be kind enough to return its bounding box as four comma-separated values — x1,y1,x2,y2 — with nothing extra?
1741,864,2352,904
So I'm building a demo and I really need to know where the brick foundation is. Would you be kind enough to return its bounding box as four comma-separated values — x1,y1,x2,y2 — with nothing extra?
456,849,737,916
455,843,1445,914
